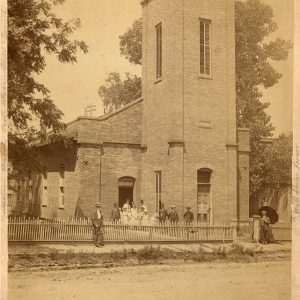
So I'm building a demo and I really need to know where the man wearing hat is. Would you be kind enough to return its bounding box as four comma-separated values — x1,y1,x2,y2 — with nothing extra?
168,205,179,225
110,202,121,223
91,203,104,247
159,203,168,224
184,206,194,225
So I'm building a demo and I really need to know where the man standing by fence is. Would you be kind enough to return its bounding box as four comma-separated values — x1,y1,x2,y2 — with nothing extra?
91,203,104,247
184,207,194,225
168,205,179,225
159,203,168,224
111,202,121,222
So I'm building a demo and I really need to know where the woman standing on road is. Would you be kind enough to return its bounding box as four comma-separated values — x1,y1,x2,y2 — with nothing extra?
259,211,274,244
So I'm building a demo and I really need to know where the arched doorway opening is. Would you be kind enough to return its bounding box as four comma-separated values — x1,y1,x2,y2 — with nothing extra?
197,168,212,223
118,177,135,209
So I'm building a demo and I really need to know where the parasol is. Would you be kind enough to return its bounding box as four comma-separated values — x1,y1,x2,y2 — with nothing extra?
257,206,278,224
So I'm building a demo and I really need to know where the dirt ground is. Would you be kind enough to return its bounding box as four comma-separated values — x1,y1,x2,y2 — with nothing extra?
8,260,290,300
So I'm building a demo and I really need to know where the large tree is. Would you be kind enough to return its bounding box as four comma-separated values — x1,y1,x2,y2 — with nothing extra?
98,0,292,201
250,133,293,199
8,0,88,176
119,18,142,66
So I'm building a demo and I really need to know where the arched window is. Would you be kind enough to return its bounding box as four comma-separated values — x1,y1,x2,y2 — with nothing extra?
197,168,212,223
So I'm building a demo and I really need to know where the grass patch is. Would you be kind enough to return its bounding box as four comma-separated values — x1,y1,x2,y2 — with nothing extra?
9,244,267,271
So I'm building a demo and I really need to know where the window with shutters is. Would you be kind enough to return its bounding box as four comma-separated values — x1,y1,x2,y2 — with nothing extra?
59,165,65,209
155,171,161,212
41,168,48,207
199,19,211,77
156,22,162,79
197,168,212,223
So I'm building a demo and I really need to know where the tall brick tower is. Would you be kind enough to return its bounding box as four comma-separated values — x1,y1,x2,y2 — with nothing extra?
140,0,249,224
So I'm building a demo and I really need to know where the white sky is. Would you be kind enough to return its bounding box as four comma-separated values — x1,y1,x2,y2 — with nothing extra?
38,0,293,136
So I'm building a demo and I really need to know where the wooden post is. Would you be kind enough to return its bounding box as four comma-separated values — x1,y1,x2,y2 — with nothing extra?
252,215,261,243
231,220,238,242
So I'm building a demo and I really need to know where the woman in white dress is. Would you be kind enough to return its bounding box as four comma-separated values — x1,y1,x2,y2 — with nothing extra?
121,199,131,225
122,199,131,213
130,203,139,225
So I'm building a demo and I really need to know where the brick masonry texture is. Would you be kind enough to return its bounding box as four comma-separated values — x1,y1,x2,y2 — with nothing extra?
140,0,248,223
19,0,249,224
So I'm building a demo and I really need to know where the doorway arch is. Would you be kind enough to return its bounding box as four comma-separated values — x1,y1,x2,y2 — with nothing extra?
118,176,135,209
197,168,212,223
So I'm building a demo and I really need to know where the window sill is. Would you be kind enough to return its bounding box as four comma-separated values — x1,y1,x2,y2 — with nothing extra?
154,77,162,84
199,74,212,80
58,206,65,210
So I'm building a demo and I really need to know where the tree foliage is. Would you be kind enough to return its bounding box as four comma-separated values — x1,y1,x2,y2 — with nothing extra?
235,0,292,136
99,72,142,114
250,133,293,198
8,0,88,175
119,18,142,65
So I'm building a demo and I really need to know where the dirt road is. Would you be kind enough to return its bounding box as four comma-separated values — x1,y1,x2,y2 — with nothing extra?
8,261,290,300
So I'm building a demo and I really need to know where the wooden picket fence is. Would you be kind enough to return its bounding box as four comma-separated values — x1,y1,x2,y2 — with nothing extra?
8,217,234,242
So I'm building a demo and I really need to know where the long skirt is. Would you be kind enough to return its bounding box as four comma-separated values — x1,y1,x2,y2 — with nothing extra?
259,224,274,244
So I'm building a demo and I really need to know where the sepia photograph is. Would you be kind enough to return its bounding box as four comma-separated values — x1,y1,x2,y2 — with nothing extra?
1,0,297,299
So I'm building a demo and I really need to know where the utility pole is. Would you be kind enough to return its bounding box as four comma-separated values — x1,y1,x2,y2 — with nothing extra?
84,104,96,117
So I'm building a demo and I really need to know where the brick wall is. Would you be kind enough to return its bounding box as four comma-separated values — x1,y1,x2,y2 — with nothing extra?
40,145,80,219
31,101,144,219
100,145,141,218
141,0,240,223
66,99,143,145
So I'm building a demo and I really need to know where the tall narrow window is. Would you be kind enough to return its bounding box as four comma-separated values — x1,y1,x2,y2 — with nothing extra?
59,164,65,209
156,23,162,78
199,19,211,76
197,168,212,223
41,168,48,207
155,171,161,212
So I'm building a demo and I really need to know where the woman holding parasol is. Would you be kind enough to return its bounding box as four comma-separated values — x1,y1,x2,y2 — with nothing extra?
258,207,276,244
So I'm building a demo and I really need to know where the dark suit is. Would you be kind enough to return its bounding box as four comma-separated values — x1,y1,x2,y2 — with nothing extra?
184,211,194,225
168,210,179,225
111,208,121,222
91,210,104,246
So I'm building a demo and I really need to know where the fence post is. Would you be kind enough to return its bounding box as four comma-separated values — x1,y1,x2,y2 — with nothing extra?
252,215,261,243
231,220,238,242
149,226,153,240
186,227,190,241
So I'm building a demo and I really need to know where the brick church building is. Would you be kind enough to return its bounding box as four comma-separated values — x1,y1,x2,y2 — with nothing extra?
14,0,250,224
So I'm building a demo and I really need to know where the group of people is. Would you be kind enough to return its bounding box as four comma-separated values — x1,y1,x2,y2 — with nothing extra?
92,202,276,248
160,204,196,225
111,201,196,225
110,199,151,225
91,201,195,247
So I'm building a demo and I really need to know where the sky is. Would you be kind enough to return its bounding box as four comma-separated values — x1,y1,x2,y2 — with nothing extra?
38,0,294,136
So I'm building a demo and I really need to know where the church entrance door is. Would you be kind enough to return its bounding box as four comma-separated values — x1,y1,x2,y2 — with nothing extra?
118,177,135,209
